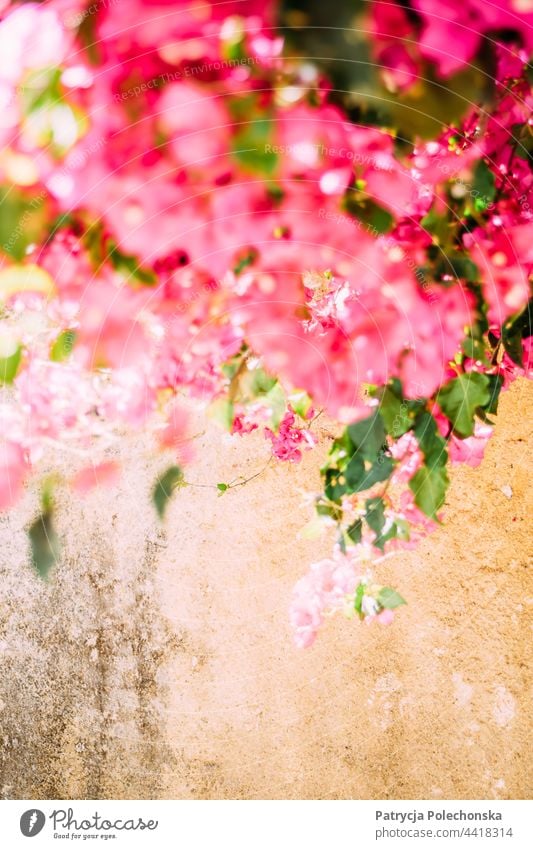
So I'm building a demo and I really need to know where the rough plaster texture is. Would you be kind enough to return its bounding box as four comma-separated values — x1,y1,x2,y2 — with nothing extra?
0,379,531,800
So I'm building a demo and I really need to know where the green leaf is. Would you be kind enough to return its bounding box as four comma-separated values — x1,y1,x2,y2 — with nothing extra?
414,412,448,469
365,496,386,536
437,373,491,437
0,185,49,261
437,253,479,283
472,160,496,208
233,249,258,276
420,205,450,246
0,345,21,384
485,374,503,415
264,381,286,429
29,510,60,579
288,389,313,419
378,587,406,610
105,239,157,286
242,366,277,398
365,496,398,551
343,189,394,234
209,398,235,431
232,118,278,175
346,518,362,544
347,411,387,460
354,582,365,617
50,330,76,362
501,298,532,367
217,482,229,492
324,467,349,502
409,464,449,520
152,466,184,519
376,385,411,436
355,454,394,492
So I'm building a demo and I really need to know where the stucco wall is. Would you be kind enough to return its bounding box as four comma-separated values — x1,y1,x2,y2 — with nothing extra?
0,379,531,800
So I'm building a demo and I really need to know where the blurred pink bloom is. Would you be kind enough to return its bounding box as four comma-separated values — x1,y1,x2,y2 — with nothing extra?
0,440,26,511
72,461,121,495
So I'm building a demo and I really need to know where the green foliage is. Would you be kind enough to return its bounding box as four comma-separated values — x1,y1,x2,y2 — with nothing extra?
209,398,235,431
501,298,532,367
346,518,362,544
0,345,22,384
105,238,157,286
437,372,491,437
378,587,406,609
232,117,278,175
343,192,394,234
353,582,365,616
288,389,313,419
29,511,60,579
409,464,449,520
472,160,496,210
323,411,393,503
414,412,448,469
0,186,49,261
50,330,76,362
152,465,184,519
28,482,60,579
264,381,286,429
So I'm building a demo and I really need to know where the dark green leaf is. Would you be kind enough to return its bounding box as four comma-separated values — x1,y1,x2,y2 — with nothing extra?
437,254,479,283
365,496,386,536
343,189,394,234
347,411,387,460
315,499,343,521
375,385,411,436
29,511,60,579
354,454,394,492
472,160,496,208
501,298,532,366
485,374,504,415
414,412,448,468
152,466,184,519
346,518,362,544
105,239,157,286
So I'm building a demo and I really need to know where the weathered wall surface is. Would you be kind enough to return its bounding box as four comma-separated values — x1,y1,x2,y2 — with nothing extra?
0,379,531,800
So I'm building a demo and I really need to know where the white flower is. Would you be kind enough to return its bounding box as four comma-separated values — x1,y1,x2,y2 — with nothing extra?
361,595,379,617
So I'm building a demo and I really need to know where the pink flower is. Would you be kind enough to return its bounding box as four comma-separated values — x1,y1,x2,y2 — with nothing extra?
71,461,121,495
157,403,195,464
290,547,360,648
465,226,532,325
412,0,533,77
0,440,26,511
448,422,493,468
265,410,315,462
0,3,69,83
390,432,424,483
158,82,231,172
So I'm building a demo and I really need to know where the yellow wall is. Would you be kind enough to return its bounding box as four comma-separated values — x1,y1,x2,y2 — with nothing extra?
0,380,531,799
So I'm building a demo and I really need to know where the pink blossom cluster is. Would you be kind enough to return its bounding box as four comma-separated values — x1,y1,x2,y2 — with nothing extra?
265,409,315,462
0,1,530,637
